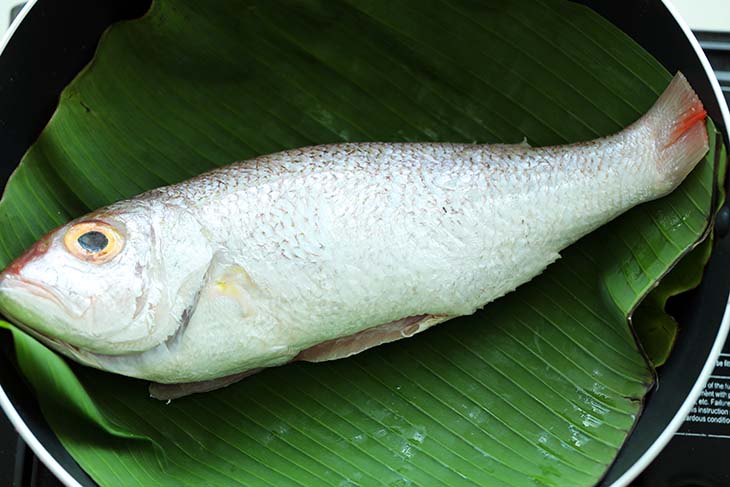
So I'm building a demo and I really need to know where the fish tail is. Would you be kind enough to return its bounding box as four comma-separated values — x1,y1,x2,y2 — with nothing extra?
644,71,708,191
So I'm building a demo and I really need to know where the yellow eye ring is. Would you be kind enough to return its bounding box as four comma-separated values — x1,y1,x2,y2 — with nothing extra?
63,220,124,263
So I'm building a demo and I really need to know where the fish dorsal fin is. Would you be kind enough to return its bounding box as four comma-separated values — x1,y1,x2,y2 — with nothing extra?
295,314,451,363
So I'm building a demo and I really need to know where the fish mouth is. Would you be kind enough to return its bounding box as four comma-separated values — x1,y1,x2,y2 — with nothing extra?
0,271,166,364
0,273,86,320
0,271,92,349
0,271,164,379
0,272,105,369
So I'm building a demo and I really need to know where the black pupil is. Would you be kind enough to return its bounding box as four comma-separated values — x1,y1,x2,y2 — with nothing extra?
77,231,109,253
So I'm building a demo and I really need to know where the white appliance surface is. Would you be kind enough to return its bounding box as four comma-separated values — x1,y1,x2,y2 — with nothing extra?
674,0,730,32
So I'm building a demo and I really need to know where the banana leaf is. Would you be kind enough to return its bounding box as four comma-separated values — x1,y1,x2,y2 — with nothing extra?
0,0,725,486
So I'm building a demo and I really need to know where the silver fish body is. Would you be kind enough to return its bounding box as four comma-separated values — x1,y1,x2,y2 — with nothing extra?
0,73,710,393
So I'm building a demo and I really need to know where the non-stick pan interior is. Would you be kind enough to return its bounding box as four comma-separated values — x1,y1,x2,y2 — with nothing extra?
0,1,727,486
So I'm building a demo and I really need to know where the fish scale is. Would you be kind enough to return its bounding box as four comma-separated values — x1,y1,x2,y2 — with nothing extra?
0,73,710,397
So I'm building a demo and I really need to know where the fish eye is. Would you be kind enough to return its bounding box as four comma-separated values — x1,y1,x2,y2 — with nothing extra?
78,231,108,253
63,221,124,263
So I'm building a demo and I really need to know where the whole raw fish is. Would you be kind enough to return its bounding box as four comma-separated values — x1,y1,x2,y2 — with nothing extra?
0,73,709,398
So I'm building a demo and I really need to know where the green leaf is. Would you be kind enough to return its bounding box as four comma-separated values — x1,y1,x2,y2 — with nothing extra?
632,237,712,366
631,127,726,366
0,1,724,486
0,322,163,481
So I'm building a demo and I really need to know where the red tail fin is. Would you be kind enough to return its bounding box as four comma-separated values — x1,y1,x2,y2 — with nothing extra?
644,72,709,191
665,81,707,148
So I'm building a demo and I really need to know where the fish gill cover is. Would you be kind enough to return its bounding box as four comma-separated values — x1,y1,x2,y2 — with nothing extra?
0,0,726,486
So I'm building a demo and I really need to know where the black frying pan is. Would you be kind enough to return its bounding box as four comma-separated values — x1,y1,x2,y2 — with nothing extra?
0,1,728,486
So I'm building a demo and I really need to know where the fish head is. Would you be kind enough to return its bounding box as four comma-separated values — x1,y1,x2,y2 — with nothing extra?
0,202,171,356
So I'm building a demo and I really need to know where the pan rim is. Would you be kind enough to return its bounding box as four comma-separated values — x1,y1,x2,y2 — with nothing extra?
0,5,86,487
0,1,728,486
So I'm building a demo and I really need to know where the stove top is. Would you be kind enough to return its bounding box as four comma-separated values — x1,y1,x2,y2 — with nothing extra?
0,415,58,487
0,8,728,487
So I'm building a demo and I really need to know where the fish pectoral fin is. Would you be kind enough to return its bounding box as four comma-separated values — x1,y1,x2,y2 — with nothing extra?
295,314,452,363
170,252,260,349
199,252,260,317
166,251,233,348
149,368,263,400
